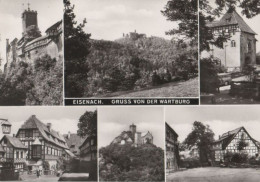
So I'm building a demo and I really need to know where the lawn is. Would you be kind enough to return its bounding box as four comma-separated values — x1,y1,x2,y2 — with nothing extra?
167,167,260,182
96,77,199,98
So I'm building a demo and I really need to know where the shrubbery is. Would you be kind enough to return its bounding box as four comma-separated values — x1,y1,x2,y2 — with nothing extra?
99,143,164,181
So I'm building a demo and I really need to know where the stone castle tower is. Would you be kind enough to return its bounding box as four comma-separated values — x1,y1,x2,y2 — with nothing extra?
4,4,62,74
21,6,41,41
206,8,257,72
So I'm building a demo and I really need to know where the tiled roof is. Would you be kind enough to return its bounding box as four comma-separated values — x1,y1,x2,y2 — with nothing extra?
64,149,76,157
208,8,257,35
166,122,178,137
63,133,86,155
45,20,62,33
0,119,11,126
19,115,68,149
213,127,259,150
4,135,27,149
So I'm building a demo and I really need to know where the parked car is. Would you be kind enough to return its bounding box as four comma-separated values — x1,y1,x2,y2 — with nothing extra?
218,73,232,86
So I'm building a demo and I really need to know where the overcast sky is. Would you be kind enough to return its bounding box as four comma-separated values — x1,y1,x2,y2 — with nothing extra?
0,0,63,71
98,107,164,149
70,0,175,41
207,0,260,53
0,106,96,139
166,106,260,143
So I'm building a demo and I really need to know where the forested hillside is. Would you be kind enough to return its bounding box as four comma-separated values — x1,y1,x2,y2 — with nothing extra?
99,143,164,181
77,36,197,97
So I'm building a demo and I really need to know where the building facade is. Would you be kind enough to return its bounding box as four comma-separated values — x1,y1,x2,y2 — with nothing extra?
0,135,27,172
15,115,68,171
63,132,86,157
204,8,257,72
166,123,179,172
79,135,97,162
212,127,259,162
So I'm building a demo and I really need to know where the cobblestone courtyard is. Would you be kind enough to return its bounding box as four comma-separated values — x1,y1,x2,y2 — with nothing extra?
167,167,260,182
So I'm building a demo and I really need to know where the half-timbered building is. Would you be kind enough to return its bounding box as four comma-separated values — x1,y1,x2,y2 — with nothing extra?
16,115,69,171
203,8,257,72
0,135,27,172
79,135,97,162
212,127,259,162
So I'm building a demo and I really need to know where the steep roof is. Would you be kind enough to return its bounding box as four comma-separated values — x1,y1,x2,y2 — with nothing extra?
45,20,62,33
213,127,259,150
2,135,27,149
0,119,11,126
208,8,257,35
63,133,86,155
19,115,68,149
166,122,178,137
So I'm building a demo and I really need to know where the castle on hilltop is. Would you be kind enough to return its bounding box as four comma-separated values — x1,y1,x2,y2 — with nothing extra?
123,30,146,41
111,124,153,147
4,5,62,74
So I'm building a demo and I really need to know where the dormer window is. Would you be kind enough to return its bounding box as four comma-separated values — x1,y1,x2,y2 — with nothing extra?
226,17,231,23
2,124,11,134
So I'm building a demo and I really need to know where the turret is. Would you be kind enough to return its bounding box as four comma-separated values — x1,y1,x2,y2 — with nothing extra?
129,123,136,135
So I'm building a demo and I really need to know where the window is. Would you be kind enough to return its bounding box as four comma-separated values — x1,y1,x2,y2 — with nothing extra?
16,151,19,159
33,130,39,137
21,151,23,159
25,130,33,138
32,145,41,159
231,40,236,47
248,42,252,52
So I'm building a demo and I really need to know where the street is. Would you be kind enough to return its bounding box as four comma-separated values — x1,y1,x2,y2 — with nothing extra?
167,167,260,182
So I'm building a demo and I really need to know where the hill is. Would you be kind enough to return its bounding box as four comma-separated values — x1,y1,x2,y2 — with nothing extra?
99,143,164,181
76,36,197,97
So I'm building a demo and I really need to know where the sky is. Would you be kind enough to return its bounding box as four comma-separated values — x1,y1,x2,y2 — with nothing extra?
166,106,260,143
0,0,63,71
70,0,175,41
207,0,260,53
98,107,164,149
0,106,96,139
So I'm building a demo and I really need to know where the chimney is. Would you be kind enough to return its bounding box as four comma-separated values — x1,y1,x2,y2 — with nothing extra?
68,131,71,139
47,123,51,131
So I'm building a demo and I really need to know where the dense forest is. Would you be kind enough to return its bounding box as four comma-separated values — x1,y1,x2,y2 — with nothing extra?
99,143,164,181
0,55,63,105
67,36,198,97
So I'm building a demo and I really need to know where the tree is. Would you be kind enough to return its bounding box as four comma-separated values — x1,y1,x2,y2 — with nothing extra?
161,0,198,44
184,121,215,163
200,57,221,93
77,110,97,137
64,0,91,97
